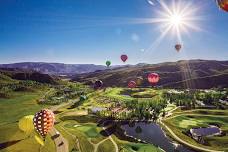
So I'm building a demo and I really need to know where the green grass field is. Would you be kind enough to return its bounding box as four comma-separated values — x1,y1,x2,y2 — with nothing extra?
1,85,227,152
163,110,228,151
0,91,55,152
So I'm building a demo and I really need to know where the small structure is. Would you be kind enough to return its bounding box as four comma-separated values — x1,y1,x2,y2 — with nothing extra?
63,88,73,93
91,107,106,114
190,126,221,143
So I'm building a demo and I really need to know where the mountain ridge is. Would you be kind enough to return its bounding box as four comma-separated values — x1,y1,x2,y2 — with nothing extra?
72,59,228,89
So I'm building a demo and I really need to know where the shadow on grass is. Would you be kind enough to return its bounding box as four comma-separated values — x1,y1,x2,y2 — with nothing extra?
0,139,23,150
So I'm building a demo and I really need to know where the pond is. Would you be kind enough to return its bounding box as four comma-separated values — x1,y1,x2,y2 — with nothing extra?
121,122,195,152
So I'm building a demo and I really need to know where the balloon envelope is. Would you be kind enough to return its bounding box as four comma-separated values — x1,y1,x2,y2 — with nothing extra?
128,81,136,88
80,95,87,101
175,44,182,52
94,80,103,89
121,54,128,62
33,109,55,138
217,0,228,12
18,115,34,134
136,77,143,85
106,60,111,67
148,73,159,84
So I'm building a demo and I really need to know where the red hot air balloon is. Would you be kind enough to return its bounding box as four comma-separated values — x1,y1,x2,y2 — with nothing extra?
121,54,128,62
33,109,55,138
94,80,103,89
175,44,182,52
128,81,136,88
148,73,159,85
217,0,228,12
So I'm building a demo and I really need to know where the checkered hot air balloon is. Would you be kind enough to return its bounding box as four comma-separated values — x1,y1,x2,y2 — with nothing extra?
33,109,55,138
128,80,136,88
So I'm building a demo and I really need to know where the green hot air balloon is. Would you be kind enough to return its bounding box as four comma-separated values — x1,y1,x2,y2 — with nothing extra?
106,60,111,67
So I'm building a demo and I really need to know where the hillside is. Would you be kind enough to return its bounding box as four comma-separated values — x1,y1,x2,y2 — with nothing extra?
0,62,107,75
0,68,57,84
72,60,228,89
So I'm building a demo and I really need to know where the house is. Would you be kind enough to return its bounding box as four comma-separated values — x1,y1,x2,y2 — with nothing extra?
190,126,221,143
91,107,106,114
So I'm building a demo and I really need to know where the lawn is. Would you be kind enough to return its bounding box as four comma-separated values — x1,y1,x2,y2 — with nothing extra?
112,135,163,152
0,91,55,152
163,112,228,151
97,139,115,152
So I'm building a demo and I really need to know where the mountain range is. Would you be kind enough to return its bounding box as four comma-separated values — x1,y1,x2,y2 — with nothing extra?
1,60,228,89
72,60,228,89
0,62,107,75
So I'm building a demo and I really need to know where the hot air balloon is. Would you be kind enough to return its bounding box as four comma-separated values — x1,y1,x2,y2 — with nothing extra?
80,95,87,101
121,54,128,62
33,109,55,138
128,81,136,88
217,0,228,12
136,77,143,86
106,60,111,67
18,115,34,135
175,44,182,52
94,80,103,89
147,73,159,85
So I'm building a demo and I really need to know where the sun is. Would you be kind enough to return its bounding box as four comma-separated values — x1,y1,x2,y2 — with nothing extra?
154,0,203,43
169,13,183,27
125,0,203,52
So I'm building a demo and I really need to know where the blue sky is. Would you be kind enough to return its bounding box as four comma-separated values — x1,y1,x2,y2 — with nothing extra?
0,0,228,65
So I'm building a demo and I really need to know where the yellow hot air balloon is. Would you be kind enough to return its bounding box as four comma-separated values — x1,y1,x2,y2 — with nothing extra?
18,115,34,135
136,77,143,86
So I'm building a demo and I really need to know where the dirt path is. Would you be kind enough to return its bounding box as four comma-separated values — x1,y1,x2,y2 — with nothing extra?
49,128,69,152
49,99,79,152
93,138,109,152
102,127,119,152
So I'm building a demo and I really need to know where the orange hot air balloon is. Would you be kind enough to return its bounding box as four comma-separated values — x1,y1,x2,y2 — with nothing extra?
148,73,159,84
121,54,128,62
217,0,228,12
128,81,136,88
175,44,182,52
33,109,55,138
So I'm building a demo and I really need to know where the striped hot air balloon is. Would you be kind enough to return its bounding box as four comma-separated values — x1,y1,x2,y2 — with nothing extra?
33,109,55,138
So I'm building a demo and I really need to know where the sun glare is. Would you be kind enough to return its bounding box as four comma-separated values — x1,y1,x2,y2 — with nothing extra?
156,0,202,43
169,13,183,26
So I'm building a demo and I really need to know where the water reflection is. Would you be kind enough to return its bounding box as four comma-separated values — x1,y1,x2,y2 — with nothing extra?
121,122,195,152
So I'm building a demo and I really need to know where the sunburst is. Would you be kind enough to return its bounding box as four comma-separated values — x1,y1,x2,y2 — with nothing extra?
144,0,203,52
